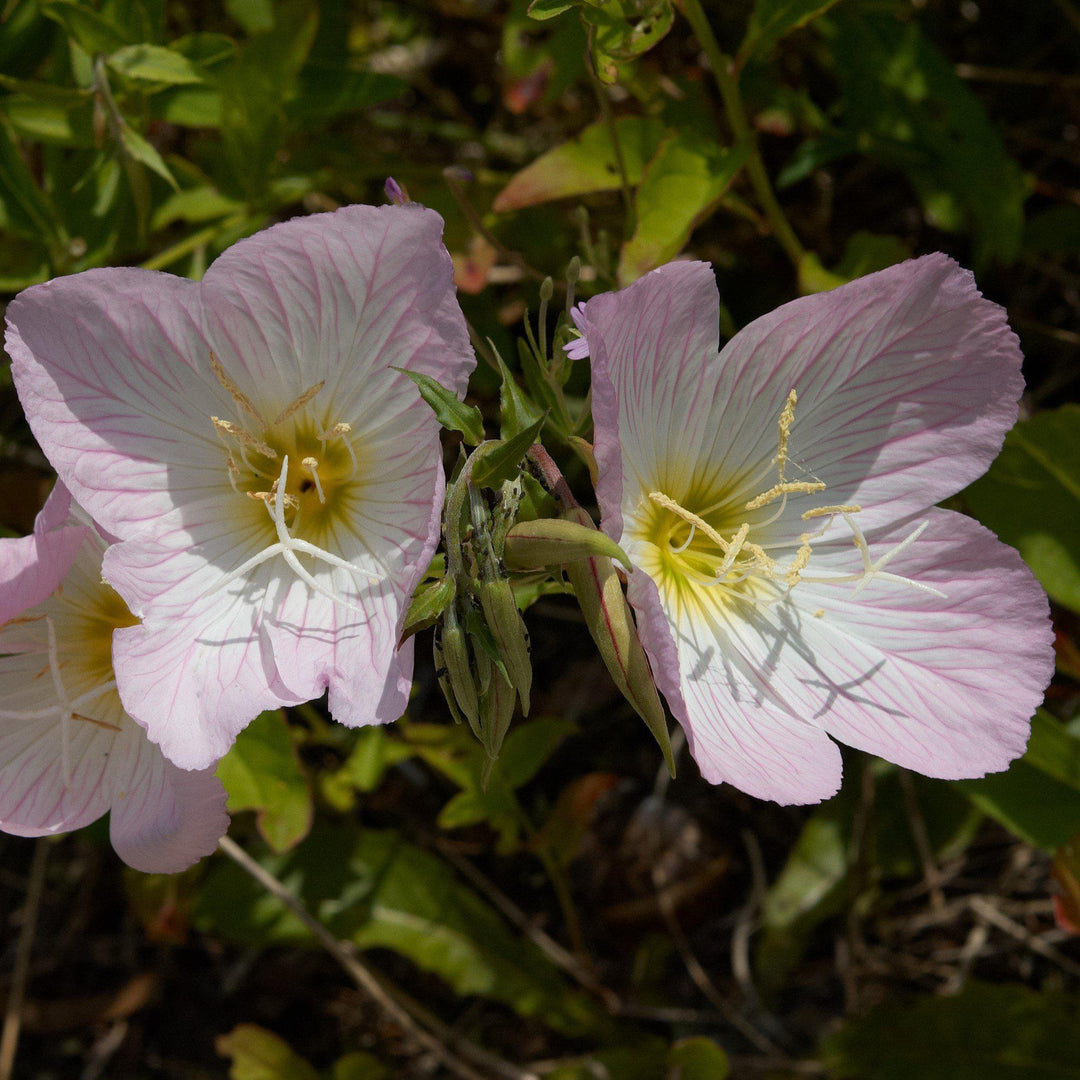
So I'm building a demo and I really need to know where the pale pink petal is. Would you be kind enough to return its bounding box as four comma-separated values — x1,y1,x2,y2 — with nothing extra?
6,270,234,539
584,260,722,540
776,509,1054,778
105,539,304,770
630,569,843,802
584,255,1024,537
201,203,473,418
107,728,228,873
0,483,86,624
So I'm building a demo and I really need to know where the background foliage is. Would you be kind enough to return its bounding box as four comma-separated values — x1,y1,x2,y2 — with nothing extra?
1,0,1079,1076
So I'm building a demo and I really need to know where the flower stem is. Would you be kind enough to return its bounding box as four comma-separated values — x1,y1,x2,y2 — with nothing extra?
678,0,805,268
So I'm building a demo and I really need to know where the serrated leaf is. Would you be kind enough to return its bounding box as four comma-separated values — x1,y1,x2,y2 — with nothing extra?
216,1024,319,1080
108,43,205,85
493,115,665,212
399,369,485,445
618,134,749,283
739,0,841,63
470,415,546,488
217,711,313,853
965,405,1080,613
821,982,1080,1080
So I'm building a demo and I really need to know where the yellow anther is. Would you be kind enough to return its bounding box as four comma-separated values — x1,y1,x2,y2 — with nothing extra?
648,492,730,551
802,503,862,520
744,480,827,511
209,351,266,426
248,489,299,514
813,608,825,618
317,422,358,477
211,417,276,458
785,540,813,586
776,388,798,480
715,523,750,578
301,456,326,504
272,380,326,427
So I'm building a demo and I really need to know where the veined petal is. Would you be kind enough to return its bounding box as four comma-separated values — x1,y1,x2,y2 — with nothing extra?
777,509,1054,778
6,270,232,540
0,482,86,624
107,727,228,873
201,203,473,417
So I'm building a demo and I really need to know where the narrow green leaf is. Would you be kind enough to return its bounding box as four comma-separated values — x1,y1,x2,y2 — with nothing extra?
398,369,485,445
528,0,577,18
470,415,546,488
119,124,179,188
494,346,544,440
217,711,313,854
493,115,665,212
401,576,456,639
108,43,205,85
965,405,1080,613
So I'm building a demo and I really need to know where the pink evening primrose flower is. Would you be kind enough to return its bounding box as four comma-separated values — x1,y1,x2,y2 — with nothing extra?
579,255,1054,804
0,483,228,871
7,204,474,771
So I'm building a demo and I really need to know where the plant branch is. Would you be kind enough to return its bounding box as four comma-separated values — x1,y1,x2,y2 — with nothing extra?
678,0,805,268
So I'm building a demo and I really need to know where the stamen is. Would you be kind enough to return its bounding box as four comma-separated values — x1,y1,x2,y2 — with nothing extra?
802,503,862,520
776,389,798,480
272,381,326,427
317,422,359,478
302,457,326,504
744,480,827,512
785,538,813,587
227,457,242,495
649,492,731,551
211,417,276,459
715,523,750,579
209,351,266,426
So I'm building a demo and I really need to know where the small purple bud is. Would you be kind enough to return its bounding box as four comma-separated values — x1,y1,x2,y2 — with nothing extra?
384,177,410,205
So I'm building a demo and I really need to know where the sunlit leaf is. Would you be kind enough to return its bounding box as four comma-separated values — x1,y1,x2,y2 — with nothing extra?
108,43,205,85
216,1024,319,1080
217,711,313,854
493,115,666,212
470,415,546,488
398,369,485,445
617,134,749,284
965,405,1080,613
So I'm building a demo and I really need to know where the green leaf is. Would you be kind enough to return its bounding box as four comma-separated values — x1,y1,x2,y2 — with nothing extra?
119,124,179,188
617,134,749,284
217,711,313,853
494,347,544,440
331,1053,390,1080
43,1,129,54
527,0,577,18
108,43,205,85
319,728,415,812
152,86,223,127
739,0,842,63
149,185,242,229
407,718,576,852
0,119,60,243
401,576,456,639
470,416,546,489
0,97,95,147
226,0,275,34
582,0,674,83
398,369,485,445
216,1024,320,1080
965,405,1080,613
493,115,666,212
831,11,1024,266
666,1037,731,1080
196,824,600,1034
821,982,1080,1080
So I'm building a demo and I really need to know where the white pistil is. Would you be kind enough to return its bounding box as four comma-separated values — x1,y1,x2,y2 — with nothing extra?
669,523,697,554
205,455,376,613
302,457,326,504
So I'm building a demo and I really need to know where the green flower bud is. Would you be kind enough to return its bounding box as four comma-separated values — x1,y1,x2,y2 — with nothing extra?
478,577,532,716
503,517,631,571
440,607,481,736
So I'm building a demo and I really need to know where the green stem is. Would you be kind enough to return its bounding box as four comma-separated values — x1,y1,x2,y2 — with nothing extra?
678,0,805,268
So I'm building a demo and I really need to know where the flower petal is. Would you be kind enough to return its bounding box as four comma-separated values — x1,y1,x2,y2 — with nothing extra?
629,568,844,803
777,509,1053,778
0,483,86,624
583,260,722,540
107,727,228,873
6,269,231,539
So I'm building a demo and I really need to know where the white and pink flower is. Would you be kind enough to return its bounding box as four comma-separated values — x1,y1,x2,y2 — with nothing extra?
7,204,474,771
0,484,228,871
577,255,1054,803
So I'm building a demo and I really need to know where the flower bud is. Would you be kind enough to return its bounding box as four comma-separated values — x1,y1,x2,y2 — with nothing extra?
562,507,674,775
478,577,532,716
439,607,482,737
480,665,517,785
503,517,631,571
